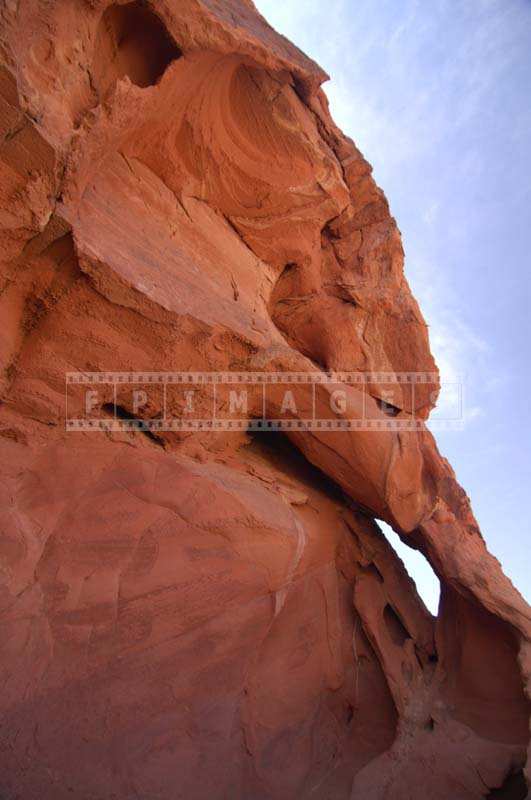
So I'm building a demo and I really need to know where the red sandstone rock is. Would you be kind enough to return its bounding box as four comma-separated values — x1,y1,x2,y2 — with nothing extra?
0,2,529,799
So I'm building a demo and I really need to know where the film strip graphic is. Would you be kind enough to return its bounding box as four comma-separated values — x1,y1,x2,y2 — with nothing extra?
65,371,464,432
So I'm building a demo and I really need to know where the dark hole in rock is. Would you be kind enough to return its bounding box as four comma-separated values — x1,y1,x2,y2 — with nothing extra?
376,397,401,417
486,769,527,800
414,642,439,670
282,262,297,274
383,603,412,647
102,403,164,447
94,1,182,93
245,430,346,503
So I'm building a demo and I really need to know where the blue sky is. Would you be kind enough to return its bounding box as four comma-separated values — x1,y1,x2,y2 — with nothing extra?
255,0,531,612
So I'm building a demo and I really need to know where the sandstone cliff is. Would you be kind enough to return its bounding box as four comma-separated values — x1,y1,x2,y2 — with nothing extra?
0,1,529,798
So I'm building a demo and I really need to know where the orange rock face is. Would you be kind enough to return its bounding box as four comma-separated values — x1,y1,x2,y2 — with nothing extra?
0,2,529,799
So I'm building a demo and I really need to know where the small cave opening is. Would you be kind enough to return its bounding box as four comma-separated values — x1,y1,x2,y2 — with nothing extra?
383,603,412,647
486,769,527,800
375,397,401,417
244,429,346,502
93,1,182,94
102,403,165,447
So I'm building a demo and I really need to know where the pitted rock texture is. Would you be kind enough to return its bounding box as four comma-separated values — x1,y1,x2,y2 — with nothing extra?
0,2,530,799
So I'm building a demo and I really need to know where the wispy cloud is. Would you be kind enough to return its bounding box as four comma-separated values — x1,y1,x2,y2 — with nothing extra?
255,0,531,604
408,253,491,424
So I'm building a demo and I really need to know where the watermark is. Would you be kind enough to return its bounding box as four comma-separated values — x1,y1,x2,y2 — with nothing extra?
65,371,464,432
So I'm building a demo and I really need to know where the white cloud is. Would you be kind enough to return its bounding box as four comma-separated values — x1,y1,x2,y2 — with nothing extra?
254,0,531,606
409,257,490,426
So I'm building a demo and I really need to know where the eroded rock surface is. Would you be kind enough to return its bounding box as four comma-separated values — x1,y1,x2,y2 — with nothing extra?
0,2,529,798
